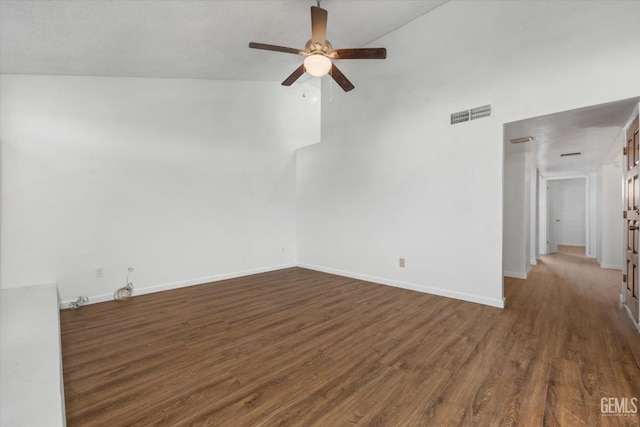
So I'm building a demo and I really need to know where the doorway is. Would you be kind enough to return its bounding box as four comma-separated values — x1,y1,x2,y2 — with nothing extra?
547,178,587,255
503,97,640,283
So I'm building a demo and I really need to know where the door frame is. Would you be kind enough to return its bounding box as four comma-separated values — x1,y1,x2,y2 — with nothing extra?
539,175,592,257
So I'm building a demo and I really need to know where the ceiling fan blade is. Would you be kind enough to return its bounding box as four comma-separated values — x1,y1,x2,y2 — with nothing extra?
330,64,355,92
249,42,303,55
282,64,306,86
311,6,328,46
331,48,387,60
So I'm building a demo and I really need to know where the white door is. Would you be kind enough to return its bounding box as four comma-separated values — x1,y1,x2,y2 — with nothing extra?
548,181,559,253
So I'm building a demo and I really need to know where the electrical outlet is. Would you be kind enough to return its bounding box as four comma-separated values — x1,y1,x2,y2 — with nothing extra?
399,258,405,268
96,268,104,278
128,267,134,272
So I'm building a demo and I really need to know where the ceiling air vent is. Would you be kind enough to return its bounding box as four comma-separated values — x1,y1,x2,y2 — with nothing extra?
450,104,492,125
510,136,534,144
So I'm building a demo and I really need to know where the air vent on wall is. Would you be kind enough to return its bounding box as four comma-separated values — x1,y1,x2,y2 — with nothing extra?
450,104,492,125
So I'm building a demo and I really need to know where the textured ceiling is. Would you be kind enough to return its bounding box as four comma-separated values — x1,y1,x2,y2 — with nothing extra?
505,98,640,178
0,0,447,81
4,1,637,178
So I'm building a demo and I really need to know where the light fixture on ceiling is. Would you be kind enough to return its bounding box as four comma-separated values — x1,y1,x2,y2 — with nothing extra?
510,136,534,144
248,0,386,92
303,54,332,77
560,152,581,157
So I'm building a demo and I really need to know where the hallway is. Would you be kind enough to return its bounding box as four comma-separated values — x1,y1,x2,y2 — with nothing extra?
503,246,639,425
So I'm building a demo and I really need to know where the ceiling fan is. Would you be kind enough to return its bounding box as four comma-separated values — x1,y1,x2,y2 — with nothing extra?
249,1,387,92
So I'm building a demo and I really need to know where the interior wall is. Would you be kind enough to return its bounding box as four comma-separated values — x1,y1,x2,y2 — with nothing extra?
530,166,539,264
598,151,624,269
503,152,530,279
0,75,320,305
588,172,598,258
539,175,548,255
296,0,640,308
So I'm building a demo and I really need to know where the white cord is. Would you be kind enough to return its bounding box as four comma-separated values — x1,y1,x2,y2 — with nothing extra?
69,296,89,310
114,283,133,301
114,268,134,301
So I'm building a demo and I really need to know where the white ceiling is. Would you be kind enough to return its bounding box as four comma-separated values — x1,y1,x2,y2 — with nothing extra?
3,0,638,178
0,0,447,82
505,98,640,178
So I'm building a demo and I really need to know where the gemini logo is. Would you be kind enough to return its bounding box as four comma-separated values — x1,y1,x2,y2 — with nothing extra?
600,397,638,416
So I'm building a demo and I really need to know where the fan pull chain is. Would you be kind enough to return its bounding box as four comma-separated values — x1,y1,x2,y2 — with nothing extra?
329,67,333,103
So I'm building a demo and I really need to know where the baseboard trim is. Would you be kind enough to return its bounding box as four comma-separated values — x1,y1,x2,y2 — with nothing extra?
598,261,622,270
622,303,640,334
59,263,296,309
297,263,505,309
59,262,506,310
504,270,528,280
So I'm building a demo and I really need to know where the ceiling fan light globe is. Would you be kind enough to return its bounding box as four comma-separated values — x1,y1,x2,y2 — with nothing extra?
304,54,332,77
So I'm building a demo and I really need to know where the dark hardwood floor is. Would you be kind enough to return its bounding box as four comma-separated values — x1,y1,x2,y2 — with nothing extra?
61,255,640,426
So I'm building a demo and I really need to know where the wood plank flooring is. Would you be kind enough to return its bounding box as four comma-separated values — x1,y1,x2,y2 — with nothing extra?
557,245,586,258
61,256,640,426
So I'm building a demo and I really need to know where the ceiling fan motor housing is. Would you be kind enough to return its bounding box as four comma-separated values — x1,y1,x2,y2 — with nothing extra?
305,40,332,55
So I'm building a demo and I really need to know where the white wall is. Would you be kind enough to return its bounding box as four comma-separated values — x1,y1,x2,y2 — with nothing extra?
530,166,539,264
0,75,320,305
296,0,640,308
555,178,587,246
588,173,598,258
3,1,639,311
598,153,623,269
503,152,531,279
539,175,548,255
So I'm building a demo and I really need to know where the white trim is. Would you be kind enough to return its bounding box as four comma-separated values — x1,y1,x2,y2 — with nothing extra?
597,260,622,270
504,270,528,280
623,303,640,335
59,263,296,309
60,262,509,310
298,263,506,308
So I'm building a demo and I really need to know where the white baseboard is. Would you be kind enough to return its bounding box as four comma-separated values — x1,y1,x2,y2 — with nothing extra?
298,263,505,309
59,263,296,309
622,303,640,334
597,260,622,270
60,262,506,310
504,270,528,280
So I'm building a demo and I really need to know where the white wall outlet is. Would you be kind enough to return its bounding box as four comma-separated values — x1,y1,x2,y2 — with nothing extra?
96,268,104,278
399,258,406,268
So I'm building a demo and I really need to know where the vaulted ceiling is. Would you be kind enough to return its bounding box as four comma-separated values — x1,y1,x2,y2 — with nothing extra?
0,0,447,81
3,0,637,178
